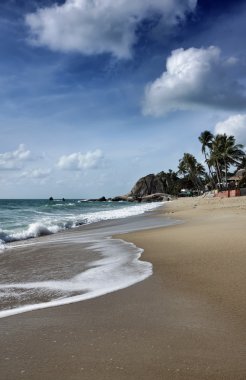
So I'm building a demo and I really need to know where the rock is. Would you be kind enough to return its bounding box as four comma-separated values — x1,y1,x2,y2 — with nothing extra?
109,172,174,203
130,174,156,197
141,193,169,202
111,195,128,202
128,171,176,202
98,196,107,202
130,173,169,197
87,196,107,202
126,196,135,202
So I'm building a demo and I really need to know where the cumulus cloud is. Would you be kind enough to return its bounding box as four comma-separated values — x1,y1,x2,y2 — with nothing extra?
0,144,31,170
20,168,52,179
26,0,197,58
57,149,103,170
143,46,246,116
215,114,246,145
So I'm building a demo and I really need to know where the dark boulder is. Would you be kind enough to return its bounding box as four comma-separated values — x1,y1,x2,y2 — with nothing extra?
141,193,169,202
87,196,107,202
111,195,128,202
130,173,167,197
98,196,107,202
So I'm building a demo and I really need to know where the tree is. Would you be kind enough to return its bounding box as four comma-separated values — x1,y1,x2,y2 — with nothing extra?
208,134,245,188
208,134,224,187
198,130,215,186
237,156,246,171
178,153,205,191
220,135,244,186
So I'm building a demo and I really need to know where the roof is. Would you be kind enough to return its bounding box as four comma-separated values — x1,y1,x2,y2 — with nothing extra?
236,169,246,177
229,176,241,181
229,168,246,181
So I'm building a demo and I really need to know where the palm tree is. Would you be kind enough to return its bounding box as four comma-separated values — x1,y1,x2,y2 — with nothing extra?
208,134,245,188
219,134,245,186
198,130,215,186
208,134,224,187
178,153,205,191
237,156,246,170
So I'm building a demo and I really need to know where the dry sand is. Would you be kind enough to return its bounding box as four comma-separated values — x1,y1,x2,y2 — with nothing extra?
1,196,246,379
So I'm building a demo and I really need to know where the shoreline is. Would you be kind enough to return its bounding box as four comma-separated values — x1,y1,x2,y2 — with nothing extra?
0,200,165,249
0,202,174,319
1,196,246,379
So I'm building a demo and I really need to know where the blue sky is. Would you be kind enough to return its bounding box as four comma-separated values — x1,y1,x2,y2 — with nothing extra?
0,0,246,198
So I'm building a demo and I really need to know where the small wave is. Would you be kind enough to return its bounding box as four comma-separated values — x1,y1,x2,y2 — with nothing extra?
0,202,163,246
79,202,163,225
0,237,152,319
0,230,11,244
51,202,76,207
0,223,61,244
0,239,6,252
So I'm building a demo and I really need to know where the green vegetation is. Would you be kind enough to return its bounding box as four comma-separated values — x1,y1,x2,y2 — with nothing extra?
160,131,245,196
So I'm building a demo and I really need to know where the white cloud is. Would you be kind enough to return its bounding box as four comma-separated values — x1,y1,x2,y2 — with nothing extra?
20,168,52,179
57,149,103,170
0,144,31,170
143,46,246,116
215,114,246,145
26,0,197,58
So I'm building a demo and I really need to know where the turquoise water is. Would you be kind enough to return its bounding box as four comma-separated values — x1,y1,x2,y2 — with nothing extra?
0,199,167,318
0,199,162,247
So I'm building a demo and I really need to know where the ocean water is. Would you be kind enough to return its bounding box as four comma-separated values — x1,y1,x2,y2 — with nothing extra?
0,199,162,249
0,199,170,318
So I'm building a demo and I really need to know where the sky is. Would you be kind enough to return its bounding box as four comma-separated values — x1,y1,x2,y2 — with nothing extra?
0,0,246,198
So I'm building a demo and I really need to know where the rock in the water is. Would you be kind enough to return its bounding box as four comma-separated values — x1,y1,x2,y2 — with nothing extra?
98,196,107,202
87,196,107,202
111,195,128,202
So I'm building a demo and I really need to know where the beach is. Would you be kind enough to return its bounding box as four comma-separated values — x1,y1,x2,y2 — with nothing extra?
1,196,246,379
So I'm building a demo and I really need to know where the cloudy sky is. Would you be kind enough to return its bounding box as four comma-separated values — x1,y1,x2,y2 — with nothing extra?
0,0,246,198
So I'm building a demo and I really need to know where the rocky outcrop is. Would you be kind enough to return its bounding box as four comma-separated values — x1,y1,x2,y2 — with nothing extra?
111,195,129,202
130,173,170,197
86,172,175,203
128,172,176,201
141,193,170,202
87,196,107,202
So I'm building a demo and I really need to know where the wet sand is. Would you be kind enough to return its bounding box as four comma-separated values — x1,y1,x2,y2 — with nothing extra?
1,196,246,379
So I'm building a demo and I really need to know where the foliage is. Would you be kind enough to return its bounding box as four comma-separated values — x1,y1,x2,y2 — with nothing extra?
178,153,205,191
199,132,245,189
152,131,245,196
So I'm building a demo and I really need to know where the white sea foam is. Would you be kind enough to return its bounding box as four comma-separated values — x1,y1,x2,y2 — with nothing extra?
80,202,162,224
0,223,61,244
0,239,6,252
0,237,152,318
0,201,163,245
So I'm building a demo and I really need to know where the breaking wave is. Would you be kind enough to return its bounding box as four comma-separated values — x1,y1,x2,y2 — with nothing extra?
0,202,163,247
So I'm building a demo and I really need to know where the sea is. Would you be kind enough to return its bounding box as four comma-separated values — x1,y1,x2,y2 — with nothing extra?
0,199,173,319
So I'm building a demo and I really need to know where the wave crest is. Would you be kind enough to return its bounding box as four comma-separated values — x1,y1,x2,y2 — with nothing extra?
0,201,163,248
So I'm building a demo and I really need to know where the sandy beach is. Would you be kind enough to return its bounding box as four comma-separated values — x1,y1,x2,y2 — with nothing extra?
1,196,246,379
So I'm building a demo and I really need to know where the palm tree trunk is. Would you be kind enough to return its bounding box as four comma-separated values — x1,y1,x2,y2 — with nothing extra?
224,159,228,189
205,152,215,187
215,160,222,189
